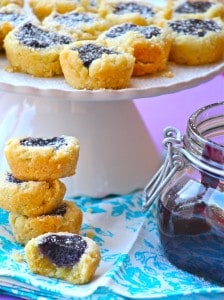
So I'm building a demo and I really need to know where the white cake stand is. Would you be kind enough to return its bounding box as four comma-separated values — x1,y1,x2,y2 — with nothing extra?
0,54,223,197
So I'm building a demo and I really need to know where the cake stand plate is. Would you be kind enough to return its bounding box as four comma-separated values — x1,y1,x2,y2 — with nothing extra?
0,54,223,197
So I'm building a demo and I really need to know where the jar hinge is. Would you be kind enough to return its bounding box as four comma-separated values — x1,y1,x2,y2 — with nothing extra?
142,126,185,212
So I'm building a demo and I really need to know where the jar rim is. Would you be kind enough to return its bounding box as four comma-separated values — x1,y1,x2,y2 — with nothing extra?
187,101,224,151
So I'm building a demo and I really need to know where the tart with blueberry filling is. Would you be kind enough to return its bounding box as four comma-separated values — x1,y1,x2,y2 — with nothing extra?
43,10,109,41
168,18,224,65
60,40,135,89
99,0,159,26
0,4,34,49
172,0,224,20
4,22,74,77
25,232,100,284
0,172,65,217
9,200,83,245
4,135,80,181
98,23,172,76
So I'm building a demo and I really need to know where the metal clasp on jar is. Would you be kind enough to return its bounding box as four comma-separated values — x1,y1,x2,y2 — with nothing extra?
142,126,224,212
142,126,185,212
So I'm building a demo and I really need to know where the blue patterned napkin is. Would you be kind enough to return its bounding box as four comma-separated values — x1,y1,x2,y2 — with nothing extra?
0,192,224,300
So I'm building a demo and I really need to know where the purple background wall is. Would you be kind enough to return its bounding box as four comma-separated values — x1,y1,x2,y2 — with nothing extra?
134,73,224,152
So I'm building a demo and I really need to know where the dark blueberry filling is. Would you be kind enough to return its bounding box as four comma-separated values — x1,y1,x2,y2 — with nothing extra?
38,234,87,267
72,43,119,68
114,2,155,18
169,19,221,37
201,144,223,189
15,22,72,48
105,23,137,38
6,172,24,185
47,203,67,216
20,136,67,149
105,23,161,39
175,1,214,14
158,175,224,284
53,12,95,28
0,13,27,25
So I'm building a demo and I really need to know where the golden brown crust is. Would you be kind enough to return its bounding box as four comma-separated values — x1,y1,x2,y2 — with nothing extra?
29,0,55,20
9,200,83,245
4,135,80,180
25,232,101,284
52,0,84,15
28,0,89,20
4,22,73,77
98,0,160,26
60,40,135,89
168,18,224,65
0,173,65,216
98,24,172,76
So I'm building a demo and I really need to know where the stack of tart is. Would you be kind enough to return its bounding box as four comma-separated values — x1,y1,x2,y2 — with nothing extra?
0,135,101,284
0,135,82,245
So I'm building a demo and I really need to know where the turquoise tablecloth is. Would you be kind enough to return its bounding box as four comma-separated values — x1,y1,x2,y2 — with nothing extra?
1,192,224,300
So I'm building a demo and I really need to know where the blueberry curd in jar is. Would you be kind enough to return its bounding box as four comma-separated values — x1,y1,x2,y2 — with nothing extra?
158,178,224,285
144,102,224,285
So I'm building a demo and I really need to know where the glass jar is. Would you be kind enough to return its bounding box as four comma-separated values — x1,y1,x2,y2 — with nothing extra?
143,101,224,285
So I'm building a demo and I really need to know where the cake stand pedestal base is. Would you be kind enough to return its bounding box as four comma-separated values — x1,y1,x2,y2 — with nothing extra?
0,92,160,197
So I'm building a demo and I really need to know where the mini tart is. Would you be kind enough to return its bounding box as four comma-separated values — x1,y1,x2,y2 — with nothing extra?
98,0,159,26
43,10,109,41
0,0,23,7
0,172,66,217
98,23,172,76
4,22,73,77
168,18,224,65
25,232,101,284
60,40,135,89
9,200,83,245
0,4,32,49
4,135,80,181
171,0,224,20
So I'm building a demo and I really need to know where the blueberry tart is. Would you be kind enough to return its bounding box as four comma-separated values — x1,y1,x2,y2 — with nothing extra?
172,0,224,20
0,172,66,217
98,23,172,76
25,232,100,284
4,135,80,180
168,17,224,65
4,22,74,77
60,40,135,89
9,200,83,245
